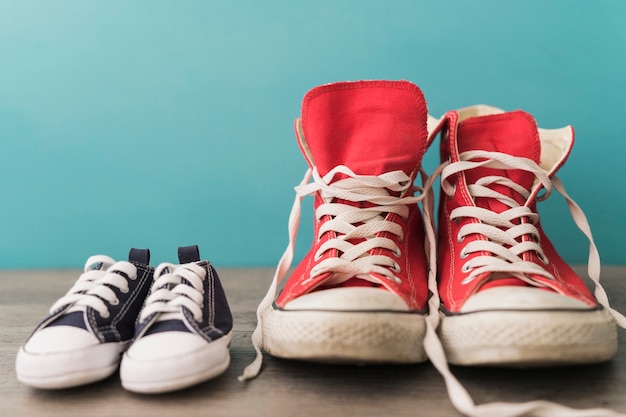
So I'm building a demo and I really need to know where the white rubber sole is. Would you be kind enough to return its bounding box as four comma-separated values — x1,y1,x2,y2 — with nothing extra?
262,307,427,363
120,332,232,394
15,342,126,389
439,308,618,366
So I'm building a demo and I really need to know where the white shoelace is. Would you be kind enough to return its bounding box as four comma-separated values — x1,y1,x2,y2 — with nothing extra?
50,255,137,320
421,150,626,417
239,165,424,381
238,148,626,415
139,263,207,323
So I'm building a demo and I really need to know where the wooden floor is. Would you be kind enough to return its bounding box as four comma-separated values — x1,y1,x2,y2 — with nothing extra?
1,266,625,417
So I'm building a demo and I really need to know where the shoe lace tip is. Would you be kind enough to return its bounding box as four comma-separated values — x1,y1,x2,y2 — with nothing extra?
238,362,261,382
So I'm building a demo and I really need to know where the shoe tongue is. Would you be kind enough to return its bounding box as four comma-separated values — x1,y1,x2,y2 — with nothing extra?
178,245,200,264
299,80,428,178
128,248,150,265
456,111,541,211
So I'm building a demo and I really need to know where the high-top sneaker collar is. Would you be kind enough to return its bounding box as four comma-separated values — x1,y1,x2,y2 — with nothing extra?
298,80,428,179
453,110,541,211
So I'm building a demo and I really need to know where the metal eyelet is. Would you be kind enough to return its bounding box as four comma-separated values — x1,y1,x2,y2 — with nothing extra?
461,262,472,273
459,248,469,259
110,298,119,306
392,247,402,258
457,232,465,243
392,262,401,273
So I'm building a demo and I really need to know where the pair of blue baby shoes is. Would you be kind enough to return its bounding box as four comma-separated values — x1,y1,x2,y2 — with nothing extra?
15,245,233,394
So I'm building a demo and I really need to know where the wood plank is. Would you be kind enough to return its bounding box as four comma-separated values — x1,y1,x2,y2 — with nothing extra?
1,267,625,417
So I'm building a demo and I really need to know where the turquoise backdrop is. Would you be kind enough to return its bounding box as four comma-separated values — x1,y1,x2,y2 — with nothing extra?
1,1,625,268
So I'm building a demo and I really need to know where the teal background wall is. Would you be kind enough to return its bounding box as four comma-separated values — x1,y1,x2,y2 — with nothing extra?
1,1,624,268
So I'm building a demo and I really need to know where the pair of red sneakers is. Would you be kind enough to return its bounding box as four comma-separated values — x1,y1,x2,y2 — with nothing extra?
242,81,625,416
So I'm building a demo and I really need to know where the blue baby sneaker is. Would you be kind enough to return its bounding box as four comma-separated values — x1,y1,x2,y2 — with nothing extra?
120,245,233,393
16,249,154,389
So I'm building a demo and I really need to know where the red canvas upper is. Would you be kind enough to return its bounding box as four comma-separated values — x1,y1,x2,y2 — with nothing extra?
299,80,428,177
437,110,597,312
456,111,541,212
276,80,430,311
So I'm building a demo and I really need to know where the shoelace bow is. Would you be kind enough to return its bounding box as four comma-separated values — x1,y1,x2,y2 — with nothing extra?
50,255,137,319
421,150,626,417
239,164,427,381
140,263,207,323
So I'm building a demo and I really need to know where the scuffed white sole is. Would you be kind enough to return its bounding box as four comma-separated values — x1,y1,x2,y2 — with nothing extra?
262,307,427,363
15,342,125,389
439,308,618,366
120,332,232,394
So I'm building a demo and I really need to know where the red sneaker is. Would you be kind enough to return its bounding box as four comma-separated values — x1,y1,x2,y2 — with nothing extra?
432,105,621,366
241,80,431,379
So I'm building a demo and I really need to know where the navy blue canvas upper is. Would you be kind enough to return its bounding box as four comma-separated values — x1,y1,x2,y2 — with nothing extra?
28,249,154,344
135,245,233,342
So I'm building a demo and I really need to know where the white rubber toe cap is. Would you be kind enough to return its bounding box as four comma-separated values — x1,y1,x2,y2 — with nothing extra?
16,328,125,389
282,287,409,311
125,331,208,360
120,331,232,393
460,286,591,313
24,326,100,353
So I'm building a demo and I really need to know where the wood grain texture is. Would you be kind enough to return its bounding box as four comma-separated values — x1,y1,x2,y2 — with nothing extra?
1,266,625,417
